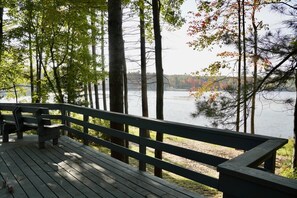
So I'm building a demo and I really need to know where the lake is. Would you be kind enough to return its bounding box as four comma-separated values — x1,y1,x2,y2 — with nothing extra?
126,90,294,138
1,90,294,138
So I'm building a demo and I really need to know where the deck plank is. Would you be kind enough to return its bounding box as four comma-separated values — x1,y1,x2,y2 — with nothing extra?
0,135,202,198
27,145,95,198
61,137,199,198
51,142,160,197
1,151,42,198
23,145,85,198
8,148,57,198
48,145,140,198
0,153,28,197
15,147,71,198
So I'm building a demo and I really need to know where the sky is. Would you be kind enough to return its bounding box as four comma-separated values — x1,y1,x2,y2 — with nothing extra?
162,0,219,75
154,0,290,75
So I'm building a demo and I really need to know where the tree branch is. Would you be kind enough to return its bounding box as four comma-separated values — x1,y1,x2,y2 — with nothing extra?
254,48,297,95
267,1,297,10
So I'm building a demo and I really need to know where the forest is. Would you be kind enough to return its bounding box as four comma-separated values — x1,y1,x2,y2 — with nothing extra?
0,0,296,175
127,72,296,91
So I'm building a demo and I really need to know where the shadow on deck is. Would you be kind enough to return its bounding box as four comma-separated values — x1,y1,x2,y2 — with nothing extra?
0,134,200,198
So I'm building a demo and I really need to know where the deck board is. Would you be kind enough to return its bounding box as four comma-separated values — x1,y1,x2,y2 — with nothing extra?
0,134,203,198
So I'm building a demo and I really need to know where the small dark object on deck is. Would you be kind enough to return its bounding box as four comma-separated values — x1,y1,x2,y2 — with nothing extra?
7,185,13,194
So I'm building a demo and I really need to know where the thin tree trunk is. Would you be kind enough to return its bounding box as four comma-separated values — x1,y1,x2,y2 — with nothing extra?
50,40,64,103
53,66,64,103
36,34,42,103
123,44,129,164
251,0,259,135
84,84,88,107
29,31,34,103
26,2,34,103
236,0,242,132
242,0,248,133
88,83,93,108
108,0,125,162
123,46,128,120
0,3,3,62
293,70,297,169
140,0,150,138
13,83,18,103
101,11,107,111
152,0,164,178
92,9,100,110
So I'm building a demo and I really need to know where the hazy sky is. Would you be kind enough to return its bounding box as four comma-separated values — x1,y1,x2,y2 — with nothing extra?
159,0,289,75
123,0,289,75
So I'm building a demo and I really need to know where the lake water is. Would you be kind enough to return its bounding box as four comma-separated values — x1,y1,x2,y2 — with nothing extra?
126,90,295,138
1,91,294,138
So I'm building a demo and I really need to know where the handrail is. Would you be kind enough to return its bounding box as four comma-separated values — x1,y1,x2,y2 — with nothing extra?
217,139,297,197
0,103,296,197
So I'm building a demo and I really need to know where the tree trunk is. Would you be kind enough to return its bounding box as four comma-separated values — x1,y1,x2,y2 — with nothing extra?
26,2,34,103
152,0,164,178
53,66,64,103
251,0,259,135
242,0,248,133
92,9,100,110
88,82,93,108
236,0,242,132
140,0,150,138
0,3,3,62
29,31,34,103
84,84,88,107
108,0,125,162
123,43,129,163
36,35,42,103
101,11,107,111
293,70,297,169
123,46,128,120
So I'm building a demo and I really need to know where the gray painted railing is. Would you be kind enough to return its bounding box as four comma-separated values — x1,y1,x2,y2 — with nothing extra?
1,103,296,197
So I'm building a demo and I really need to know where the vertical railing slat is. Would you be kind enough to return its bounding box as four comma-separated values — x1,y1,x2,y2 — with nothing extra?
139,128,147,171
83,114,89,145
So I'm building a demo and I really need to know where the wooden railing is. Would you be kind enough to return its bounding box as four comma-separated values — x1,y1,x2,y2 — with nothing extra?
1,103,296,197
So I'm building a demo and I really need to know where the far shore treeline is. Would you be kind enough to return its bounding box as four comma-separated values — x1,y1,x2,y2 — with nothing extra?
126,73,296,91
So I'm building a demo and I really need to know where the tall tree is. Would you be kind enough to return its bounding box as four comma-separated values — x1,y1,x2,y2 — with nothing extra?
250,0,261,134
108,0,126,161
242,0,248,133
152,0,164,178
91,9,100,110
188,0,268,132
255,1,297,169
0,0,3,62
101,10,107,111
236,0,242,132
139,0,150,138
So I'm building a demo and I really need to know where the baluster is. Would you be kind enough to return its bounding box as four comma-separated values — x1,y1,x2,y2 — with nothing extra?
83,114,89,145
139,128,147,171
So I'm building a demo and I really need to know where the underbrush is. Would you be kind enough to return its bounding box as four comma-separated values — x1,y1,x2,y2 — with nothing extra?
277,139,297,179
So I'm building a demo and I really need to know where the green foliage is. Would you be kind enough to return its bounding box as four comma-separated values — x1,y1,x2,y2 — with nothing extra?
1,0,108,103
277,139,297,179
160,0,185,29
0,48,27,97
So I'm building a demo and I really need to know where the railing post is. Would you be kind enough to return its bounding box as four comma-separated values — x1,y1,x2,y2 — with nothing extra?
60,104,68,136
264,152,276,173
83,114,89,145
139,128,147,171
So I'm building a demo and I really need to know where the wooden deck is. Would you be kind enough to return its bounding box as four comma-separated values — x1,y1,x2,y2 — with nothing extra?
0,134,202,198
